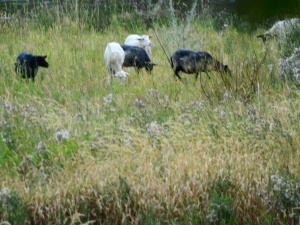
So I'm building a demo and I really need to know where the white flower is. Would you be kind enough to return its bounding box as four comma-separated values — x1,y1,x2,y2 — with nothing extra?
191,101,204,111
124,135,133,146
206,209,218,223
146,121,161,137
0,187,10,203
35,142,48,154
271,175,280,182
134,98,145,109
103,94,113,106
268,64,273,72
54,129,70,142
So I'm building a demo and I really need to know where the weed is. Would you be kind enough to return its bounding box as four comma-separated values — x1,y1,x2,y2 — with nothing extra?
0,190,29,225
268,174,300,223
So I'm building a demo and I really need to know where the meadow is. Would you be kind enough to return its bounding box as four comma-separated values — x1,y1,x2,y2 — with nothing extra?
0,1,300,224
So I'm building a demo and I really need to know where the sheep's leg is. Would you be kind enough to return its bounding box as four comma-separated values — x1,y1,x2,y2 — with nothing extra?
174,69,181,80
26,68,31,79
21,68,26,79
107,68,112,84
30,70,35,82
205,72,211,79
194,72,200,84
136,67,140,74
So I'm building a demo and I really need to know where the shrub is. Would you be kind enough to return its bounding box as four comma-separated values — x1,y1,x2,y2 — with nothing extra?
206,177,238,224
278,47,300,87
268,174,300,223
0,189,29,225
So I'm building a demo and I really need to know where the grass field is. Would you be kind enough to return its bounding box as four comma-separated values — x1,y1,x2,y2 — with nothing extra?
0,1,300,224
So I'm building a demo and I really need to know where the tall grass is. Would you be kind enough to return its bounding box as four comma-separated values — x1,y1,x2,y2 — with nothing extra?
0,1,300,224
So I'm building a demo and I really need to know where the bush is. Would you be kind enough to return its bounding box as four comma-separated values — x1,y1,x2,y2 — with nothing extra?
278,48,300,87
268,174,300,223
0,189,29,225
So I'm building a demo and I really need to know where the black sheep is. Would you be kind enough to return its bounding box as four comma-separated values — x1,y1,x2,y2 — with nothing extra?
170,49,231,80
121,44,156,74
15,52,49,82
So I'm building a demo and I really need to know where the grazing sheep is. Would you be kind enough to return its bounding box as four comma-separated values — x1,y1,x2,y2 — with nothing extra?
15,52,49,82
121,44,157,74
170,49,231,80
104,42,129,84
124,34,152,57
257,18,300,42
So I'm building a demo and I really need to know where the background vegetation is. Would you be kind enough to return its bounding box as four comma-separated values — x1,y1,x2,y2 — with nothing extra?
0,1,299,224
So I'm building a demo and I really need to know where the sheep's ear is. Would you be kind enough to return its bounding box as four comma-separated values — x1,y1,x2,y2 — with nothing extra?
43,55,47,59
152,63,157,66
149,35,152,39
125,72,129,76
224,64,230,71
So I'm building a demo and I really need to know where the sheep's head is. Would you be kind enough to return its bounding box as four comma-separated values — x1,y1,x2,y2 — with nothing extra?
145,62,157,73
115,70,129,84
36,55,49,68
137,35,152,48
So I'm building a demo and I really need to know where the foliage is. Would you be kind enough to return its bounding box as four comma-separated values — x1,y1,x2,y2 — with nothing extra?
268,174,300,224
206,177,237,224
0,189,29,225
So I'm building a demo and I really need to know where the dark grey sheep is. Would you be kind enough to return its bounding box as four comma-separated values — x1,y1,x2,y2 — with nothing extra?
15,52,49,82
120,44,156,74
170,49,231,80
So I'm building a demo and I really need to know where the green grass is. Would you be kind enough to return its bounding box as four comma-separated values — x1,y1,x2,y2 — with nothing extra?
0,1,300,224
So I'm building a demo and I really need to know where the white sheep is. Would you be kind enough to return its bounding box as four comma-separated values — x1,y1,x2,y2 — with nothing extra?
257,18,300,42
124,34,152,57
104,42,129,85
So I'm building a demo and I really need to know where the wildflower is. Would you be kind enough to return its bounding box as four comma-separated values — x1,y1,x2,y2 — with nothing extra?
35,141,48,154
17,155,34,174
190,101,204,111
130,113,137,122
54,129,70,142
271,175,280,182
220,110,227,119
2,102,12,111
2,102,13,114
268,64,273,72
0,120,8,128
164,95,169,102
179,114,189,124
246,109,260,122
134,98,145,109
0,187,10,204
146,121,161,137
103,94,113,106
221,91,232,103
265,121,274,131
109,107,116,113
146,89,159,100
124,134,133,146
206,209,218,223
